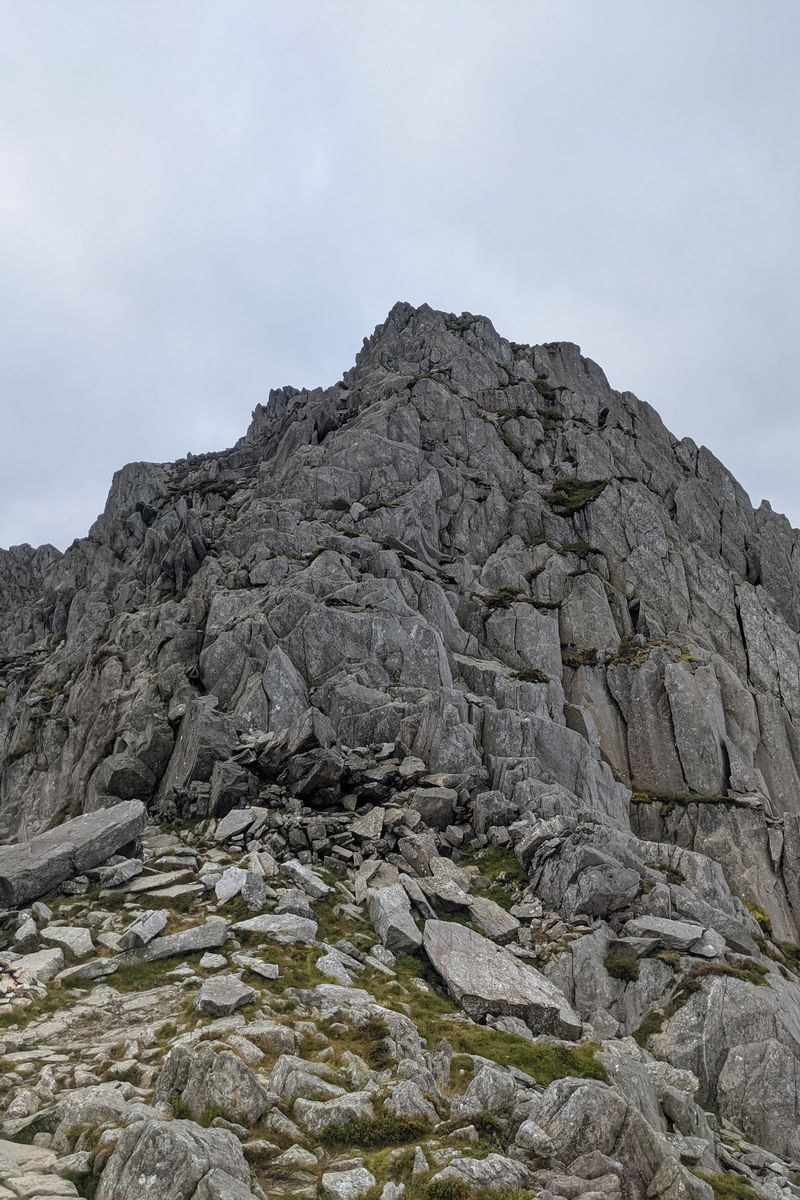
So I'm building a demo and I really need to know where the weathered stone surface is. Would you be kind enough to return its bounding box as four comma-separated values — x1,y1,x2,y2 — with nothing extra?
95,1119,251,1200
116,918,229,963
321,1167,376,1200
423,920,581,1038
6,302,800,1195
232,913,317,944
0,801,146,906
431,1155,531,1192
156,1045,271,1125
117,908,168,949
40,925,94,961
194,975,256,1017
366,884,422,953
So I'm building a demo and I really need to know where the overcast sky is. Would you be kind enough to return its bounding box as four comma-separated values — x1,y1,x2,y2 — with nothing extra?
1,1,798,551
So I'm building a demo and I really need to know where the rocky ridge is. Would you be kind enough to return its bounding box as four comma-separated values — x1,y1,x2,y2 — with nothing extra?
1,302,800,1198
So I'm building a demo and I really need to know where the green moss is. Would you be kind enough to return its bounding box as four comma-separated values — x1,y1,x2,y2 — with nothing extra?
317,1014,394,1071
462,846,526,887
0,985,70,1034
631,789,745,816
633,1007,668,1047
693,1171,761,1199
109,959,177,993
653,949,682,969
645,860,685,886
604,946,640,982
544,477,610,516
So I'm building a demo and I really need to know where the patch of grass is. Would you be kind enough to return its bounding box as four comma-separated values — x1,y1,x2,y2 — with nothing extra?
109,959,177,992
320,1115,430,1149
510,667,550,684
463,846,526,886
317,1014,394,1071
745,900,773,937
561,648,601,668
557,540,595,559
477,588,525,612
459,847,526,913
604,946,640,982
778,941,800,974
544,477,609,516
0,985,69,1034
610,636,653,667
653,949,682,969
631,789,746,816
645,860,685,886
694,1171,761,1199
444,1027,607,1087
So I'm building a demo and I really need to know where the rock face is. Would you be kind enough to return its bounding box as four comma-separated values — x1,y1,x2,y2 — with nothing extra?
4,302,800,1199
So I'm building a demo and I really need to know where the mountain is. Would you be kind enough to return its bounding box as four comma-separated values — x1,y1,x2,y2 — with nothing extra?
1,303,799,1198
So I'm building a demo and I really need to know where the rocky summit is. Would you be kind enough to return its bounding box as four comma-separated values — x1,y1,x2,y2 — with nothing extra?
1,302,799,1199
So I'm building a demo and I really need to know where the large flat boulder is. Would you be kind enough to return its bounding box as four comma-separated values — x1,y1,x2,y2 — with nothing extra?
422,919,582,1039
0,800,146,906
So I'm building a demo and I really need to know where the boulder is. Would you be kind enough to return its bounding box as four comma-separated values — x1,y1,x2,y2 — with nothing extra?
118,908,168,949
423,920,581,1038
194,975,256,1017
321,1168,376,1200
95,1119,251,1200
116,918,229,964
156,1045,272,1126
366,884,423,953
431,1154,532,1191
232,913,317,944
0,800,146,906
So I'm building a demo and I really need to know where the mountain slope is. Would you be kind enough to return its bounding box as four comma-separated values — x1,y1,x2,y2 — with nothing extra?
2,303,800,1197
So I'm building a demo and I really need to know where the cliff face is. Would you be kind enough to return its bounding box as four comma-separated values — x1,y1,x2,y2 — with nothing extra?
3,304,800,1188
3,301,800,913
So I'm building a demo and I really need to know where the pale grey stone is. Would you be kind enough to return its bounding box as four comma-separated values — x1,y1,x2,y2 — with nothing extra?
423,920,582,1039
194,975,256,1017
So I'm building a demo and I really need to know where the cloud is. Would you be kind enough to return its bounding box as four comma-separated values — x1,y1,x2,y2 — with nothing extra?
0,0,798,548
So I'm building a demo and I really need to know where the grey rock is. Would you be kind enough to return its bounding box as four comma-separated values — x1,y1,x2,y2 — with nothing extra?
232,913,317,944
293,1090,375,1134
116,918,229,963
117,908,168,949
156,1044,272,1125
95,1119,251,1200
367,884,422,953
431,1154,531,1191
0,800,146,906
41,925,94,960
423,920,582,1038
321,1168,376,1200
194,975,256,1016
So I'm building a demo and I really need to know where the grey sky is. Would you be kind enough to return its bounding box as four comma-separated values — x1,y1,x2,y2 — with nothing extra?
1,0,798,550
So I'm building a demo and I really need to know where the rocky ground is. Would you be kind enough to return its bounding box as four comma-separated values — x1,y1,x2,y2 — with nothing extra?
1,770,799,1200
3,302,800,1198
